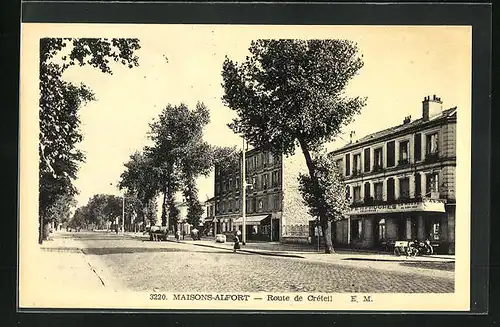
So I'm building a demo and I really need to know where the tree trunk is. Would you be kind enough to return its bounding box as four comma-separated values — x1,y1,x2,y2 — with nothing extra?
161,181,169,226
298,139,336,254
43,222,51,241
321,220,335,254
38,215,43,244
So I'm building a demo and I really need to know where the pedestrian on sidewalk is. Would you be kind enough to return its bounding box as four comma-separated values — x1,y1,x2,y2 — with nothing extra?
233,235,241,253
236,228,243,245
176,230,180,242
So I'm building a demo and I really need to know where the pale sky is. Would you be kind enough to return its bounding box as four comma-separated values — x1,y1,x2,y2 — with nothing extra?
58,25,471,209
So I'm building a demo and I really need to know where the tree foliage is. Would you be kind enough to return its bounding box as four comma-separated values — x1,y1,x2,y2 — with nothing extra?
298,152,350,222
145,102,235,228
44,193,77,227
39,37,141,242
68,194,124,230
221,39,366,253
222,39,365,156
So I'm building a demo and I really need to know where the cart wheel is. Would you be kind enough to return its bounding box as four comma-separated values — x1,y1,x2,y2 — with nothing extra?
394,247,401,256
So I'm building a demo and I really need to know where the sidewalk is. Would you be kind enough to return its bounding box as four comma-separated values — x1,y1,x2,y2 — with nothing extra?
20,235,105,308
170,237,455,263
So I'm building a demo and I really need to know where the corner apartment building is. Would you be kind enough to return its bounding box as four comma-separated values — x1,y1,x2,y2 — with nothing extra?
330,95,457,254
214,147,315,243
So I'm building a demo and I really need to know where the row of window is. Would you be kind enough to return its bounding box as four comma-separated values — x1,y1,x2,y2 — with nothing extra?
347,172,440,203
340,132,439,177
248,170,281,191
351,217,441,241
216,170,281,195
216,176,241,195
216,194,281,215
245,152,280,172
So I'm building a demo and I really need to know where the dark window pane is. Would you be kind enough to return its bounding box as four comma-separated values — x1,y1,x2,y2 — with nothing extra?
414,173,421,197
364,148,371,172
387,141,395,167
387,178,395,201
364,182,370,200
414,133,421,161
345,153,351,176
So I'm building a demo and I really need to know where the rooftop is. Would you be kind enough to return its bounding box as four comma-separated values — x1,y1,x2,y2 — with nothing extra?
331,106,457,154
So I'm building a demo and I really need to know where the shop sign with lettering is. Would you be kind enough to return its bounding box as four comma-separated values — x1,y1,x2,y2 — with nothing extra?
347,200,445,215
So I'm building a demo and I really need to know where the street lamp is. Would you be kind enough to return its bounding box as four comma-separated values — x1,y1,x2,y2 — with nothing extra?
241,137,254,245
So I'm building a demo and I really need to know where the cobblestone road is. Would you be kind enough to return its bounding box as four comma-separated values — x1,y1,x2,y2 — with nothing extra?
70,232,454,294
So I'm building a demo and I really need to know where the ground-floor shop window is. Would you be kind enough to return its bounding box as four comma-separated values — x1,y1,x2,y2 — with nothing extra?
431,221,440,241
351,219,362,239
378,218,386,240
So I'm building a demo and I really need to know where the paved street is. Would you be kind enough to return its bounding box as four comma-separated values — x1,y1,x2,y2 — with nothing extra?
41,231,454,294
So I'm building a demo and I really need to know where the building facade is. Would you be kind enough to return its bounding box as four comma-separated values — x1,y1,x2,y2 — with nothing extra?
203,197,216,235
330,95,457,254
214,147,315,243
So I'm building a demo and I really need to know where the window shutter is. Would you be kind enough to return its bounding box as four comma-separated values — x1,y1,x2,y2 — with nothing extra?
345,153,351,176
364,148,371,172
414,133,421,161
387,141,395,167
364,182,370,199
414,173,421,197
387,178,395,201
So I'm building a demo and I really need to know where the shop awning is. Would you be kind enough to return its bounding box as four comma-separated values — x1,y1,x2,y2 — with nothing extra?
347,199,446,216
233,214,270,226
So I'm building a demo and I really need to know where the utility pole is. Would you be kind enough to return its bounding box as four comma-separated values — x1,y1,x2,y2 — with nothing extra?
241,137,247,245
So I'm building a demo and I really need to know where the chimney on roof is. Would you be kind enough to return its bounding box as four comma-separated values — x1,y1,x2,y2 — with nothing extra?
349,131,356,144
422,94,443,121
403,115,412,124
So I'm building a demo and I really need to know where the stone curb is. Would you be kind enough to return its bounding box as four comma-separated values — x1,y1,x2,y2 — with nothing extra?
163,239,306,259
130,234,454,263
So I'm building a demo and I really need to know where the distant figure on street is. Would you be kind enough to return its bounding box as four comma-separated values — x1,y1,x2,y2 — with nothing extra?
233,235,241,253
176,230,180,242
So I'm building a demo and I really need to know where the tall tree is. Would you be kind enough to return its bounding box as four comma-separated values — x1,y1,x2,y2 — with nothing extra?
39,37,141,243
221,39,366,253
119,150,162,229
44,193,77,231
148,102,214,228
70,194,123,230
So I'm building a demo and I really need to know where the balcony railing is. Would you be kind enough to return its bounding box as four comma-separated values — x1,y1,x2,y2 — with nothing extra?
425,152,439,163
372,164,384,173
352,169,362,176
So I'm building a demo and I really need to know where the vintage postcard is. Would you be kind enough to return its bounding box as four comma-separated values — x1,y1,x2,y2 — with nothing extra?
19,23,471,311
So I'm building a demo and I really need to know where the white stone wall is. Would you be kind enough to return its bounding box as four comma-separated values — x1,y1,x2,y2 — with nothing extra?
281,148,315,243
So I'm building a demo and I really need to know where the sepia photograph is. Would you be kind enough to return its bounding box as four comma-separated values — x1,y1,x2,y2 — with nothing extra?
19,23,472,311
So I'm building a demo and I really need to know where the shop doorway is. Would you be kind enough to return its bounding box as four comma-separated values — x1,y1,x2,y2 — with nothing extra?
424,215,441,241
410,217,418,240
395,218,405,240
271,219,280,241
373,217,386,248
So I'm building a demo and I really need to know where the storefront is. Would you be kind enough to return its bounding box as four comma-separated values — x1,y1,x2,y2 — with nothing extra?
233,214,271,241
203,217,214,236
338,199,454,254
